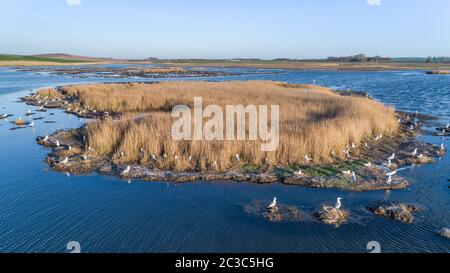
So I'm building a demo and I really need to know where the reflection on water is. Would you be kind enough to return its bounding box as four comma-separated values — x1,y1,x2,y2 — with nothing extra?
0,66,449,253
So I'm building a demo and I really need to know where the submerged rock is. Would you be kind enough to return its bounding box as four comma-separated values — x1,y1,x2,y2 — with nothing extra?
368,202,420,224
244,200,306,222
426,70,450,75
314,205,349,225
438,228,450,239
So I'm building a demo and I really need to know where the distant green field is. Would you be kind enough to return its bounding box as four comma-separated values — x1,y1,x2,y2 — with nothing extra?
0,54,92,63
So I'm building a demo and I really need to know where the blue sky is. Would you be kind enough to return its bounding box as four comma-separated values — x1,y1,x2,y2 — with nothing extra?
1,0,449,59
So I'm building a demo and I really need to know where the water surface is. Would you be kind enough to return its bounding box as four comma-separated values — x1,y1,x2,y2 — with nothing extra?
0,66,449,253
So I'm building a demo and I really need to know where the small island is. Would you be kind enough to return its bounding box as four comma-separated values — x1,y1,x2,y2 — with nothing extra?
426,70,450,75
22,81,445,191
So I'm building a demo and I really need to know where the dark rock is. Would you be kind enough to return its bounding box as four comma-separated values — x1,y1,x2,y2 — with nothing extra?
244,200,305,223
438,228,450,239
368,202,420,224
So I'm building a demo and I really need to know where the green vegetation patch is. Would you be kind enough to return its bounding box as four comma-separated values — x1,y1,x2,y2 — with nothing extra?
0,54,92,63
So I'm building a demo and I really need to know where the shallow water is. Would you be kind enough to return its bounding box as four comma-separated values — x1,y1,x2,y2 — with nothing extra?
0,66,449,253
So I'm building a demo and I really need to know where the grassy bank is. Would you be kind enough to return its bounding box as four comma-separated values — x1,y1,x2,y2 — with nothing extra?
0,54,97,66
38,81,399,171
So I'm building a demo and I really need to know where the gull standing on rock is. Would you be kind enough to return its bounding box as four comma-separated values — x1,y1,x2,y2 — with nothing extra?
122,166,131,176
352,171,357,182
388,153,395,161
341,170,352,176
268,197,277,209
364,162,373,167
386,170,397,184
60,157,69,165
335,197,343,210
412,148,418,156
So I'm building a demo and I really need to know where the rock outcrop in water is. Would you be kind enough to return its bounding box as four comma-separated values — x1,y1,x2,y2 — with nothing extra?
438,228,450,239
368,202,420,224
314,205,349,225
426,70,450,75
244,200,306,222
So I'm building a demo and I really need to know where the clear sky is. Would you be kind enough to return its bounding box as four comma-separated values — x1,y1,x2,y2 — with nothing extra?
1,0,449,59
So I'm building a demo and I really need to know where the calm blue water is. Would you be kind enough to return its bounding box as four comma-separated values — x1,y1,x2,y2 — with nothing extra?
0,66,449,253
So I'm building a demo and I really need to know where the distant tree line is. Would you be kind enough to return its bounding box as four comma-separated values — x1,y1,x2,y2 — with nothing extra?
327,54,390,63
426,56,450,63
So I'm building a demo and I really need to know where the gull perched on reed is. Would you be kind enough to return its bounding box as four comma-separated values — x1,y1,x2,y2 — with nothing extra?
235,154,241,162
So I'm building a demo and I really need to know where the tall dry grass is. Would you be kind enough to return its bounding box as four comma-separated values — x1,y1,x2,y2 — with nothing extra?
36,88,62,99
59,81,398,171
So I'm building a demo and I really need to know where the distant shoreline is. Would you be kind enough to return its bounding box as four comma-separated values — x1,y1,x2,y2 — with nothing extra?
2,60,450,72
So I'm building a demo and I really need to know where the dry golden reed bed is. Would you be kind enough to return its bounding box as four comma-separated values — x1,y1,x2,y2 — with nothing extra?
48,81,399,171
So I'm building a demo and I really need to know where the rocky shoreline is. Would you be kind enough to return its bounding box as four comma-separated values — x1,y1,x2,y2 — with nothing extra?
16,66,248,79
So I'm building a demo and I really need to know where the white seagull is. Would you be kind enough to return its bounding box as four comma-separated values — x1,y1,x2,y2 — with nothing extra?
294,170,302,176
268,197,277,209
29,122,35,127
386,170,398,184
412,148,418,156
43,135,49,142
446,123,450,129
440,143,445,151
341,170,352,176
60,157,69,164
335,197,343,210
304,154,312,162
388,153,395,161
56,140,60,147
235,154,241,162
364,162,373,167
122,166,131,175
352,171,357,182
